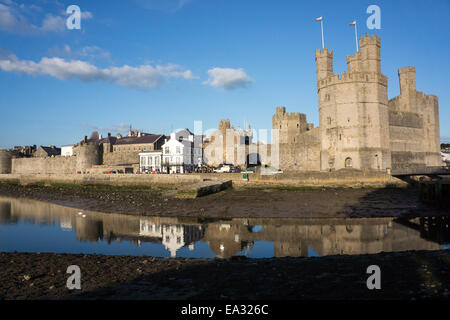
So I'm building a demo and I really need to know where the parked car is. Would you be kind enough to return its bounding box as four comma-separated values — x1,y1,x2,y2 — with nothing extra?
214,164,232,173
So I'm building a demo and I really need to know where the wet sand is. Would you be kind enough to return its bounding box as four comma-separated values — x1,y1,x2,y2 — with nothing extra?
0,182,447,218
1,251,449,300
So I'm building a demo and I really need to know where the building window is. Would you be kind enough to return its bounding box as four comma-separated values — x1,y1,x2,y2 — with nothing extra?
345,157,353,168
165,147,169,154
176,146,181,154
138,146,141,151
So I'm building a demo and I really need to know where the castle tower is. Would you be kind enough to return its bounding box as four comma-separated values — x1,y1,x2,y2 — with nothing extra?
359,34,381,73
398,66,418,113
272,106,310,144
316,34,391,171
315,48,333,80
388,66,441,168
0,150,13,174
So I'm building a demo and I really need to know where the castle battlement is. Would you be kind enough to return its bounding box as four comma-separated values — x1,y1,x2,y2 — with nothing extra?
317,71,388,90
359,34,381,47
273,106,307,120
314,48,333,57
346,52,361,64
398,66,416,74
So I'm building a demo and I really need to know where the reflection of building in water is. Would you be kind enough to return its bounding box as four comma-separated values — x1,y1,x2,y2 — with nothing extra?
0,200,14,224
140,219,204,257
0,196,448,258
204,223,254,258
59,216,73,231
203,218,447,258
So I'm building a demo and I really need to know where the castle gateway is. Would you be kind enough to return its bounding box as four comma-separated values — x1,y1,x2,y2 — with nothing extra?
274,34,441,172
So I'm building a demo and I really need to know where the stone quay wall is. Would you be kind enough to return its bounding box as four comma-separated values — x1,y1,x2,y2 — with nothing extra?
0,173,203,188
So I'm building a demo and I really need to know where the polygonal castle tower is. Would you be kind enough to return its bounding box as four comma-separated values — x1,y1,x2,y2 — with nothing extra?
273,33,441,172
315,34,391,171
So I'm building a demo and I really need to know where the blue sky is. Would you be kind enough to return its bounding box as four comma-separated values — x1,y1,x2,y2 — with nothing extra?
0,0,449,148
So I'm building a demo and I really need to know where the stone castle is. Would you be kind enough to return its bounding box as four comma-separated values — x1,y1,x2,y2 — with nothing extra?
274,34,441,172
0,34,442,176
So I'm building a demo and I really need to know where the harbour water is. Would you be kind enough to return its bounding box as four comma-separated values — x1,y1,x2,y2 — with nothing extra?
1,196,449,258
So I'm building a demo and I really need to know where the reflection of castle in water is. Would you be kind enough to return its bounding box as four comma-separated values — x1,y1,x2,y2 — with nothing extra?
0,196,448,258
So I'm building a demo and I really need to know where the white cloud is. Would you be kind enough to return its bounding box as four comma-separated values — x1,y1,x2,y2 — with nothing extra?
133,0,192,12
0,49,197,90
81,11,93,19
83,123,141,133
203,67,252,90
48,45,111,61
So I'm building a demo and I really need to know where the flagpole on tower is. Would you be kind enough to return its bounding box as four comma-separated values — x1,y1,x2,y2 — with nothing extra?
316,16,324,49
350,21,359,52
321,19,324,49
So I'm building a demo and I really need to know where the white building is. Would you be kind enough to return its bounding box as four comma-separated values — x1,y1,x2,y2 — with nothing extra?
161,129,203,174
139,151,162,173
61,145,74,157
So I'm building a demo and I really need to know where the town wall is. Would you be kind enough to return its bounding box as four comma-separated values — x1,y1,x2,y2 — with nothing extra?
12,157,78,174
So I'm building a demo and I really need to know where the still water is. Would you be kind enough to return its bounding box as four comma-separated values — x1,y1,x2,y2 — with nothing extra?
0,196,449,258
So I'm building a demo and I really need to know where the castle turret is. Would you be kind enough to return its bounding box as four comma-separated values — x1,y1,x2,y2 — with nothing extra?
0,150,13,174
272,106,311,144
315,48,333,81
398,66,417,112
359,34,381,73
76,143,102,173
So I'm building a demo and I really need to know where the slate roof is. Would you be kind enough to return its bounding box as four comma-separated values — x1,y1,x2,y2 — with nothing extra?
40,146,61,156
114,134,164,146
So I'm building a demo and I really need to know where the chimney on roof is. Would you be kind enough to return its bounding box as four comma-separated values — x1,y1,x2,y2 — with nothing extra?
107,132,111,138
99,134,102,140
84,136,88,143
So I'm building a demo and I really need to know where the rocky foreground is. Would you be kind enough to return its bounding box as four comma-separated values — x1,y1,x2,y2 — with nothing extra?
1,250,449,300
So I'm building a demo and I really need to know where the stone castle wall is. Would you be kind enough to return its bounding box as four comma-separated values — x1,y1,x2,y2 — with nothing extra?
12,157,78,174
103,151,140,166
278,128,321,171
388,66,441,170
10,143,102,175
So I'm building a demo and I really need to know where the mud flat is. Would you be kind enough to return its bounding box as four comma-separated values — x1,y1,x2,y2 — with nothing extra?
0,181,448,218
1,250,449,300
